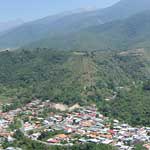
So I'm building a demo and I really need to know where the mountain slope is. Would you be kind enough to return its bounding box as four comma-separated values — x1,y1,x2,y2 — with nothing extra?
0,0,150,48
29,10,150,50
0,19,23,33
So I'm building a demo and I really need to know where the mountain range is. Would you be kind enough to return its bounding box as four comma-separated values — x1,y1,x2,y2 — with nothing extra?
0,0,150,49
31,10,150,51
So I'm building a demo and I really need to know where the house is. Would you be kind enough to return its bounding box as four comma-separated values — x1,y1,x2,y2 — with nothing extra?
47,139,59,143
87,139,100,143
55,134,69,140
102,139,113,144
80,120,93,127
30,132,41,140
143,143,150,149
108,130,115,135
78,138,87,143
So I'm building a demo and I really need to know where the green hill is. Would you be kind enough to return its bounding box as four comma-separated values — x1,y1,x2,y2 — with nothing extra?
0,48,150,126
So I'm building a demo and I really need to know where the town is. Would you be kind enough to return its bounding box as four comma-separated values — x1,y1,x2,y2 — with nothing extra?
0,99,150,150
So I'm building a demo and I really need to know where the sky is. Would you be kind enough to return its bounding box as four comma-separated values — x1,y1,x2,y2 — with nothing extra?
0,0,120,22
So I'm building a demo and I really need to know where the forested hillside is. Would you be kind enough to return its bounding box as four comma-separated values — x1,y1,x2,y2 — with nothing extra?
0,48,150,126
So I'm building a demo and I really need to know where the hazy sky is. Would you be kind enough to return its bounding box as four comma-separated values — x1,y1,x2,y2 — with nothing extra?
0,0,120,22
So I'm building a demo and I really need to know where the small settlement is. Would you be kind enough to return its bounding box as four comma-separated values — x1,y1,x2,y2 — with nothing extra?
0,100,150,150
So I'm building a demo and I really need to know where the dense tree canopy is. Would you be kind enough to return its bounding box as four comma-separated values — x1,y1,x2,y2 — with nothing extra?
0,48,150,126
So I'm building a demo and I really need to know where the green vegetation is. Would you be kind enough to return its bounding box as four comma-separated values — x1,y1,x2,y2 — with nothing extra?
99,86,150,126
38,130,65,141
135,143,146,150
0,48,150,126
9,118,22,130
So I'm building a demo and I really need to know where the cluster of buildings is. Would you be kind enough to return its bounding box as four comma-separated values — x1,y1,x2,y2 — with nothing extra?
0,108,21,138
1,100,150,150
